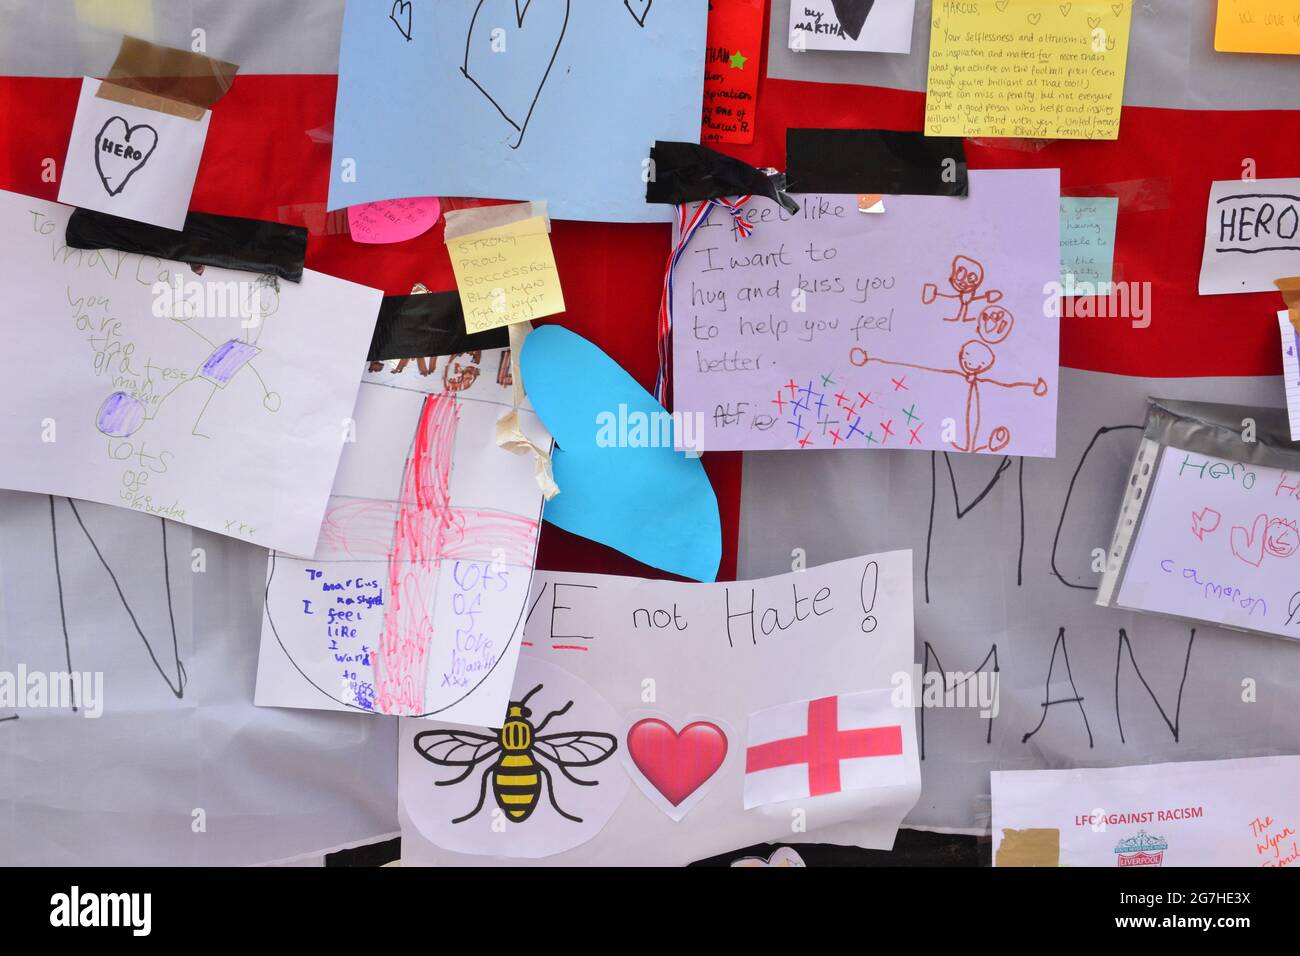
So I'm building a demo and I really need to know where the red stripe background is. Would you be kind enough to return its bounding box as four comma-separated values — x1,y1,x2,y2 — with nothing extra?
2,58,1295,581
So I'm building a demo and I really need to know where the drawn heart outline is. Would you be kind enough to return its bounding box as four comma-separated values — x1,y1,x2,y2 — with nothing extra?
389,0,413,40
624,0,653,28
1230,513,1268,567
626,718,728,808
462,0,571,149
94,116,158,197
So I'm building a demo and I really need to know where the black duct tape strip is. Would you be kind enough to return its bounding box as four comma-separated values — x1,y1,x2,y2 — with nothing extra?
66,208,308,282
646,141,799,214
785,129,969,197
368,292,509,362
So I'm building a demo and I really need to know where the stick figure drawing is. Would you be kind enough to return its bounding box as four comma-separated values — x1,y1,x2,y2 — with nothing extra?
921,255,1002,323
849,302,1047,453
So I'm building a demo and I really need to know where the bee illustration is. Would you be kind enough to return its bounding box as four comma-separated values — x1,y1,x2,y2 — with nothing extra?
413,683,617,824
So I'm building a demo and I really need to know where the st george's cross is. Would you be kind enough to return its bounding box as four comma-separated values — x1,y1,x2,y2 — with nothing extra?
743,691,906,808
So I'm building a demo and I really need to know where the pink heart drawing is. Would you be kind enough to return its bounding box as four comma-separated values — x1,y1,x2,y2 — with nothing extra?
1191,507,1221,541
462,0,571,149
626,718,727,808
1230,513,1268,567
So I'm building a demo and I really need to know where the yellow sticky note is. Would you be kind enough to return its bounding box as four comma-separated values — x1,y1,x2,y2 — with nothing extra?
925,0,1134,140
74,0,156,38
447,215,565,333
1216,1,1300,55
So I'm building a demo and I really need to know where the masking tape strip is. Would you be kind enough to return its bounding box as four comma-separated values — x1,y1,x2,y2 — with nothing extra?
1063,177,1171,214
496,322,558,500
95,35,238,120
994,828,1060,867
1275,276,1300,333
443,201,549,241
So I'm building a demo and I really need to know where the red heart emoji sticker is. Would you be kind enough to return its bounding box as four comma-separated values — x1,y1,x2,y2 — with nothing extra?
627,718,727,808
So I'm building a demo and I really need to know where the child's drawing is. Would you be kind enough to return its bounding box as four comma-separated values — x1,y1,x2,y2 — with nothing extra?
852,264,1048,453
462,0,571,149
94,116,157,196
257,349,549,726
922,255,1003,324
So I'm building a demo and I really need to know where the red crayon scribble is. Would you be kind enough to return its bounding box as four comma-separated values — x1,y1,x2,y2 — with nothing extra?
374,393,460,716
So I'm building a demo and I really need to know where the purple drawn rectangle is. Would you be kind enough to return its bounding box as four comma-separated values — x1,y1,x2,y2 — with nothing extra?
200,339,261,386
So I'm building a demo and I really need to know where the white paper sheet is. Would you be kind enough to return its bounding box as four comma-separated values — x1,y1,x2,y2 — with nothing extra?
255,350,550,726
57,78,210,230
788,0,916,53
1114,443,1300,640
0,490,397,865
992,756,1300,867
398,552,921,865
0,189,382,557
1198,178,1300,296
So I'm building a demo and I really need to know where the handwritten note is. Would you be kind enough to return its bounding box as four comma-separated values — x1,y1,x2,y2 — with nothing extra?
398,551,921,864
1115,443,1300,640
1249,815,1299,867
446,215,565,333
0,189,381,556
1216,0,1300,55
348,196,441,244
670,169,1061,456
703,0,765,145
1060,196,1118,284
925,0,1134,140
1198,178,1300,296
256,350,550,725
58,77,211,229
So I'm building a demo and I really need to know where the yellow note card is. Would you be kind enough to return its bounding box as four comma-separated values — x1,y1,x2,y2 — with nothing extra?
74,0,156,38
925,0,1134,140
447,215,565,333
1216,0,1300,54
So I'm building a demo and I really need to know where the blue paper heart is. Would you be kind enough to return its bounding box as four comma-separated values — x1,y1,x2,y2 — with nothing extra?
521,325,721,581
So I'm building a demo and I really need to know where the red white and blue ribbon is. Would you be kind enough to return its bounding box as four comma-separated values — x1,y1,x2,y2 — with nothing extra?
655,195,754,405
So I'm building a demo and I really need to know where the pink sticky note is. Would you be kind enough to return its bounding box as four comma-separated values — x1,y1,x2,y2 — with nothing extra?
347,197,442,244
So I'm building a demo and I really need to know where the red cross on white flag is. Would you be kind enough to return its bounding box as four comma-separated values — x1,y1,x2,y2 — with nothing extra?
743,690,908,809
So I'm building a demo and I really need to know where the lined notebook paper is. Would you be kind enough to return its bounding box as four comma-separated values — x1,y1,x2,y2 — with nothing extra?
1278,310,1300,441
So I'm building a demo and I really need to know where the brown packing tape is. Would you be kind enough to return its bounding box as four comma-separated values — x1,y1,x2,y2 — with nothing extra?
97,81,205,120
1275,277,1300,334
95,35,238,121
994,828,1060,867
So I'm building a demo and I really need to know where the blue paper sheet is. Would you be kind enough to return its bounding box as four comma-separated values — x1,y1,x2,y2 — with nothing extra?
329,0,707,223
520,325,721,581
1060,196,1119,286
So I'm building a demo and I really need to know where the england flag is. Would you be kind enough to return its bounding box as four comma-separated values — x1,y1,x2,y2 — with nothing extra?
744,689,909,810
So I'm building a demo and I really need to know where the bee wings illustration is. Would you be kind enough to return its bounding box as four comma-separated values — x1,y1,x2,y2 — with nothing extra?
412,685,618,825
414,729,501,775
